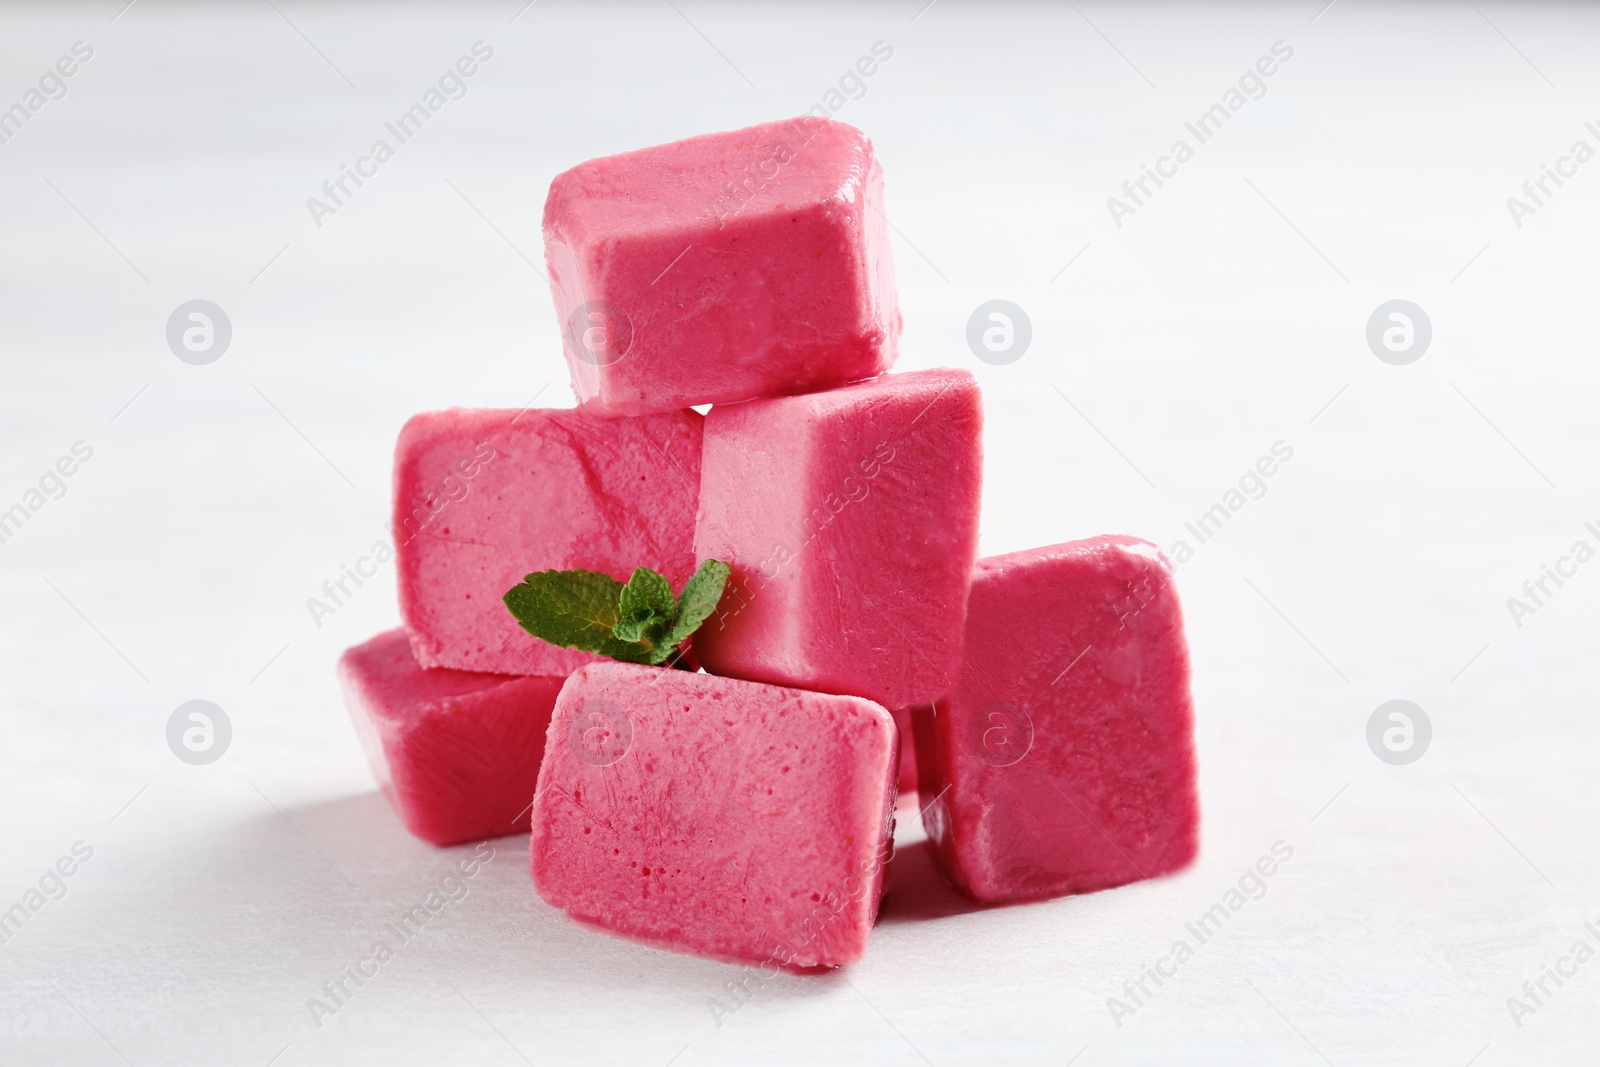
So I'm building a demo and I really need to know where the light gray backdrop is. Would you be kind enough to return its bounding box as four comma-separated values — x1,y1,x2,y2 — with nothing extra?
1,1,1595,1064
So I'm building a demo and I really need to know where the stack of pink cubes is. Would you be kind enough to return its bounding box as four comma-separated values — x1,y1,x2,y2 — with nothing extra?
338,116,1199,970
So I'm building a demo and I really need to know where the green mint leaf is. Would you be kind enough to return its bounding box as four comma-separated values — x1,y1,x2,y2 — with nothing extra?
610,616,653,644
503,560,733,668
661,559,732,650
502,568,653,663
617,567,674,630
614,567,674,649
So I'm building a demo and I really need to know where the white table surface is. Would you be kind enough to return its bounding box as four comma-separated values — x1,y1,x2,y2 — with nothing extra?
3,2,1598,1063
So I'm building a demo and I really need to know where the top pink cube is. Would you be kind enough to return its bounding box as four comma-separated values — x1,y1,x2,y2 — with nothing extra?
543,116,900,415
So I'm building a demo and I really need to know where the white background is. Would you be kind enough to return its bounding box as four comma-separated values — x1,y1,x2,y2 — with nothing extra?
2,1,1598,1064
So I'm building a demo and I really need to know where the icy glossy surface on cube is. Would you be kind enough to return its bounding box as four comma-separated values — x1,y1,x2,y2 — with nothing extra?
529,662,897,968
543,117,899,414
915,537,1199,903
339,629,565,846
694,368,981,709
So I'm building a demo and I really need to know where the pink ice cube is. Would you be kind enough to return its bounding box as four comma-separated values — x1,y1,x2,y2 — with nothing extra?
529,662,898,969
393,406,702,675
338,629,565,847
891,705,919,797
915,537,1200,903
543,116,899,415
693,368,982,709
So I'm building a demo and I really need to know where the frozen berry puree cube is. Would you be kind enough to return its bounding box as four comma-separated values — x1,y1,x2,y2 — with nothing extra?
338,629,565,847
529,662,898,969
693,368,982,709
915,537,1199,903
394,406,702,675
543,116,900,414
890,706,919,797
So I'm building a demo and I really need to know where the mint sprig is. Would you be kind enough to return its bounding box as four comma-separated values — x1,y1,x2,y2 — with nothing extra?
503,559,731,667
